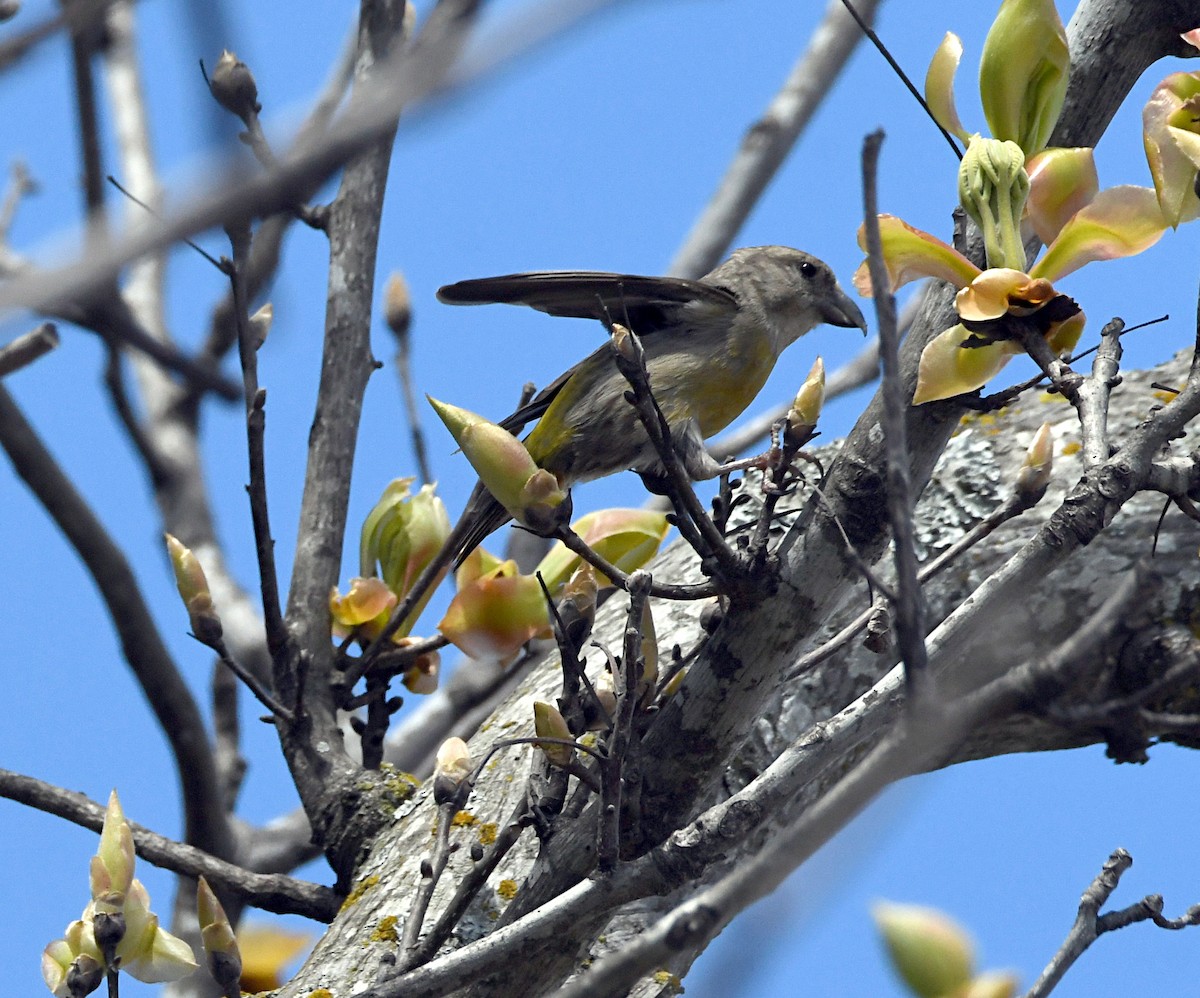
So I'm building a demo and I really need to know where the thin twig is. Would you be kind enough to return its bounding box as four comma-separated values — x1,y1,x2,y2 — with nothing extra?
401,802,461,960
598,574,651,872
225,222,289,663
0,321,59,377
1023,849,1184,997
861,128,930,701
837,0,962,160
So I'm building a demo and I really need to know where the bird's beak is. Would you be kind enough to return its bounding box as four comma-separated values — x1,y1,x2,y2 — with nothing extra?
822,287,868,335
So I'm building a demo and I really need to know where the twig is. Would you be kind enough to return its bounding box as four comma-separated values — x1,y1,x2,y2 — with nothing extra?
861,128,930,701
211,659,246,811
608,323,748,592
597,574,651,872
212,635,295,723
837,0,962,160
0,321,59,377
400,801,532,970
1024,849,1200,998
0,769,338,921
225,221,289,663
401,802,461,960
0,160,38,242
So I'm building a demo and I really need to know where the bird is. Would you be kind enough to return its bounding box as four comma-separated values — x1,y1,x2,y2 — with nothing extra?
369,246,866,650
434,245,867,566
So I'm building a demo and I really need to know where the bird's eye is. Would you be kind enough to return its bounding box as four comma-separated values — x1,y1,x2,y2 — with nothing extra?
798,260,816,278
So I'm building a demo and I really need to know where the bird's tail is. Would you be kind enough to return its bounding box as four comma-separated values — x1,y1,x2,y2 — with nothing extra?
451,481,514,569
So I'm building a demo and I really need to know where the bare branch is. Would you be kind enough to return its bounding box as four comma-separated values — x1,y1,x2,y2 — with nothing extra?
0,320,58,376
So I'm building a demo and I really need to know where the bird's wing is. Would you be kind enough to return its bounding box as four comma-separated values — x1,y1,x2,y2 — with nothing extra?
436,271,739,331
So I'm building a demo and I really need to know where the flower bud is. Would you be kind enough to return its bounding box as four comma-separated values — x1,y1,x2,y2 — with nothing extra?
873,902,974,998
383,272,412,340
958,136,1031,271
428,397,568,530
165,534,223,645
433,737,472,805
1015,422,1054,504
785,356,825,446
209,50,260,120
249,302,273,350
197,877,242,992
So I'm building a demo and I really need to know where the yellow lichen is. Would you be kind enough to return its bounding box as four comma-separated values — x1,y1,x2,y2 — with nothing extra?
652,969,683,992
1153,389,1178,404
1038,391,1069,403
1061,440,1081,456
339,875,379,912
452,810,478,827
306,990,334,998
370,915,399,943
477,822,498,846
496,879,519,900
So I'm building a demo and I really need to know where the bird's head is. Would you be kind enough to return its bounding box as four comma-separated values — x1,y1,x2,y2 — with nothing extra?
711,246,867,349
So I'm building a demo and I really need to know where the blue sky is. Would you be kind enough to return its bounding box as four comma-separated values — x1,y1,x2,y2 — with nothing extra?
2,1,1198,995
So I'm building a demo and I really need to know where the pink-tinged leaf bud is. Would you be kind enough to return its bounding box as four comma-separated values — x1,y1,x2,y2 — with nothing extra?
1015,422,1054,504
979,0,1069,156
428,396,568,529
873,902,975,998
1024,148,1099,245
537,509,669,592
785,356,826,446
165,534,223,645
383,272,412,340
249,302,273,350
197,877,242,992
209,50,260,120
433,737,472,805
106,880,198,984
400,639,441,695
42,938,104,998
533,701,574,768
329,577,397,637
437,560,550,662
